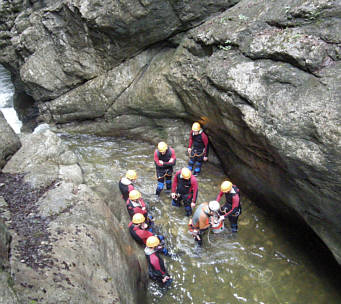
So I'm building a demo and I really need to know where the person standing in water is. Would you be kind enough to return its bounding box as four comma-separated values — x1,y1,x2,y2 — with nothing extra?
171,167,198,216
145,236,172,287
188,201,221,246
154,141,176,196
187,122,209,176
216,181,241,233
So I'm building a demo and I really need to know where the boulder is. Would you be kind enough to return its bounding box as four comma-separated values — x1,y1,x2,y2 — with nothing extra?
0,112,21,169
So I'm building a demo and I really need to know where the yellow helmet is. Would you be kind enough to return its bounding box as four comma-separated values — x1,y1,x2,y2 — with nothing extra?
132,213,145,224
126,170,137,180
221,181,232,193
192,122,201,132
129,190,141,201
181,168,192,179
157,141,168,153
146,236,160,248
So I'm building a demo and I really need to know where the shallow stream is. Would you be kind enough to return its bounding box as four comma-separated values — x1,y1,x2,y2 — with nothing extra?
60,133,341,304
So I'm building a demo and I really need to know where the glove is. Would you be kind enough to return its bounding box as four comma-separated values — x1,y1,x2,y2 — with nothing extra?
161,247,169,256
157,235,164,241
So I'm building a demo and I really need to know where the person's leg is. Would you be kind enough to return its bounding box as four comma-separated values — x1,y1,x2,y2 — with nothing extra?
193,155,204,176
184,199,193,216
188,157,195,171
228,214,239,232
165,175,172,193
156,170,165,196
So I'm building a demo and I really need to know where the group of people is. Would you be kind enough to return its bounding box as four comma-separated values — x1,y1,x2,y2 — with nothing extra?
118,122,242,287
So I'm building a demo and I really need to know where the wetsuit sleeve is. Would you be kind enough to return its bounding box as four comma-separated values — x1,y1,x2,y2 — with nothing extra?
128,184,134,192
224,194,240,217
154,149,162,166
140,198,146,209
191,176,198,204
188,131,193,149
201,132,209,157
216,191,223,202
172,172,179,193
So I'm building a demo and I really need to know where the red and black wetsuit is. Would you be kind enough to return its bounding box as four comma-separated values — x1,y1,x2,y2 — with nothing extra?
119,177,134,201
188,130,209,158
216,185,241,232
126,198,148,218
171,170,198,215
145,247,169,283
154,147,176,194
128,222,154,245
188,130,209,175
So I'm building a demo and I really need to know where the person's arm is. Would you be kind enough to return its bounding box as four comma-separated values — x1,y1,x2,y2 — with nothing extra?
171,172,178,193
191,176,198,204
164,148,176,165
128,184,134,192
154,149,163,166
188,131,193,149
216,191,223,202
224,194,240,217
201,132,209,158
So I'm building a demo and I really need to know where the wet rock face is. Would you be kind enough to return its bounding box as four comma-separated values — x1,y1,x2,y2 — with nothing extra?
0,130,147,304
0,112,21,169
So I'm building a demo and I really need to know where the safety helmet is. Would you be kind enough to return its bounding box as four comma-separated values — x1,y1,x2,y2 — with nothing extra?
146,236,160,248
157,141,168,153
192,122,201,132
208,200,220,212
126,170,137,180
221,181,232,193
132,213,145,224
181,168,192,179
129,190,141,201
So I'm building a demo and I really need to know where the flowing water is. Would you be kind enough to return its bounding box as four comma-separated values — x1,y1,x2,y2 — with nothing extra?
0,65,22,133
60,133,341,304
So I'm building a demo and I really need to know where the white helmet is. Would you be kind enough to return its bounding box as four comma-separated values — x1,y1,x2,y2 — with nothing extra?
208,200,220,212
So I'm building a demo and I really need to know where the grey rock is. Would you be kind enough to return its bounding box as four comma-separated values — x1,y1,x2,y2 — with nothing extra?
0,112,21,169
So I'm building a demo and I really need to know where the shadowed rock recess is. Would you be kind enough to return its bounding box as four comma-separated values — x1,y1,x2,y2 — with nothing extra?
0,0,340,301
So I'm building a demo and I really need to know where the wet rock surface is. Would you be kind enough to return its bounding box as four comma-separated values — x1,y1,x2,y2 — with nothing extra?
0,130,148,304
0,112,21,169
0,173,58,270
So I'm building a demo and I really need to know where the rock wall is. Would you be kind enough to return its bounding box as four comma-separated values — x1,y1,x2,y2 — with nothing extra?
0,129,148,303
0,112,21,169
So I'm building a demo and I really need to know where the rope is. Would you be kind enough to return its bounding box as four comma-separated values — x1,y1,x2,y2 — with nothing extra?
155,169,172,180
188,150,205,158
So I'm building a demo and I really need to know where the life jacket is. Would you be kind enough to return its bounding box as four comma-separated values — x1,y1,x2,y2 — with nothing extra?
119,177,133,201
176,173,192,195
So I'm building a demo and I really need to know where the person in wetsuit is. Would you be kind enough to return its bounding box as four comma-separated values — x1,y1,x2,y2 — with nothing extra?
144,236,172,287
171,168,198,216
154,141,176,196
187,122,209,176
216,181,241,233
